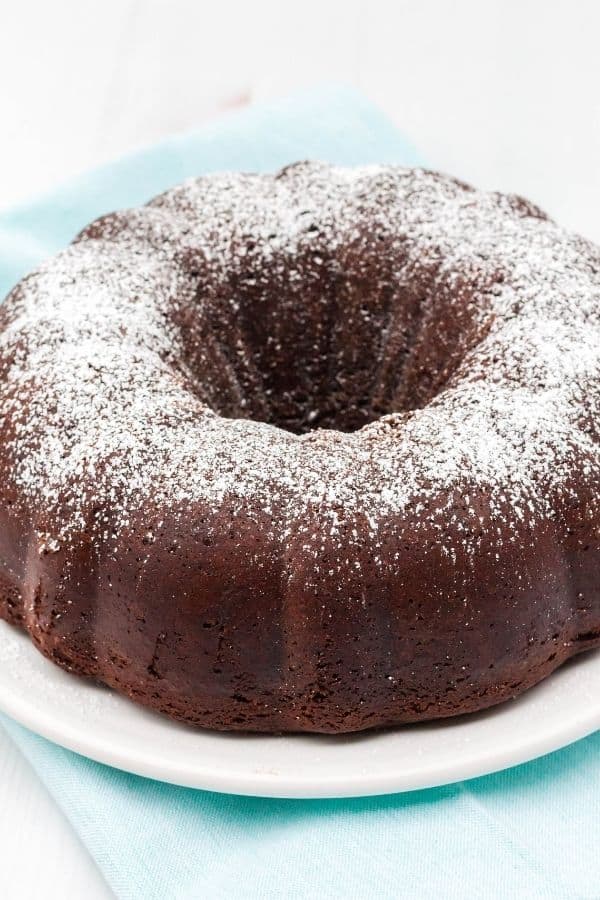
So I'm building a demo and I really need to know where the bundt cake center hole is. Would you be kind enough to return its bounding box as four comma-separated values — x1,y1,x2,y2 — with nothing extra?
195,349,435,436
197,372,394,434
177,250,484,434
179,297,470,435
202,341,463,435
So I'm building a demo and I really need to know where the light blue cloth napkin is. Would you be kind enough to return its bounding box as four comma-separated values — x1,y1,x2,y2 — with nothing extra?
1,85,599,900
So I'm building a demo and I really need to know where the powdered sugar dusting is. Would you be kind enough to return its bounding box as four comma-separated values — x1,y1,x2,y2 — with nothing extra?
1,162,599,566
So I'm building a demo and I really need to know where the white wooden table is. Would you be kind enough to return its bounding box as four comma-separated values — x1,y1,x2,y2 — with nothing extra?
1,1,599,896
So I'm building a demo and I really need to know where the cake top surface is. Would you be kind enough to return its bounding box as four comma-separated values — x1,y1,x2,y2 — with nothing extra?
1,162,599,565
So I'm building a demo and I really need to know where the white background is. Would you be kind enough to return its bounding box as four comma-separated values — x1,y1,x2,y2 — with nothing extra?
1,1,599,897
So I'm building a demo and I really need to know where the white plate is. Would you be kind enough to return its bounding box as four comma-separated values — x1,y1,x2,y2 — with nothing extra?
0,620,599,798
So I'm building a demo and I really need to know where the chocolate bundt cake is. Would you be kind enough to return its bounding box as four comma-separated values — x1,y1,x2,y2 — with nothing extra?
0,162,599,733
